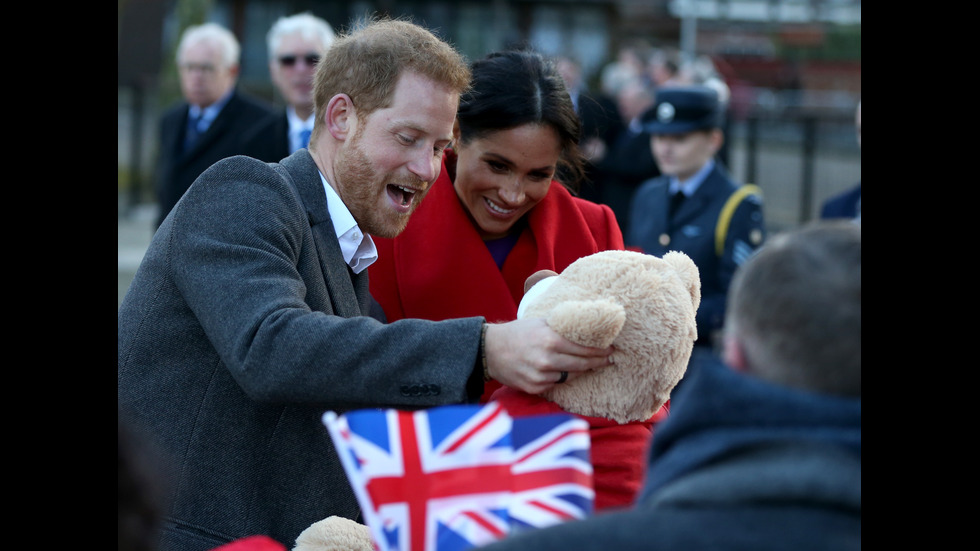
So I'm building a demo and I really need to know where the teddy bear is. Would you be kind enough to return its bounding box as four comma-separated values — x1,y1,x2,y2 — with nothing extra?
293,249,701,551
489,249,701,511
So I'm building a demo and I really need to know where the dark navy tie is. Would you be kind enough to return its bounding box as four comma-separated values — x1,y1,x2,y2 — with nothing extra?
669,191,686,219
185,112,203,151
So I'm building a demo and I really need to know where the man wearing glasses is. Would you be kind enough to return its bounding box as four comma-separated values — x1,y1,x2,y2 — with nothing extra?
242,13,336,163
154,22,273,230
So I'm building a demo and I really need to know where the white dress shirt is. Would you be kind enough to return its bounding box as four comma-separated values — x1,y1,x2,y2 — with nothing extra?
287,107,315,153
318,172,378,274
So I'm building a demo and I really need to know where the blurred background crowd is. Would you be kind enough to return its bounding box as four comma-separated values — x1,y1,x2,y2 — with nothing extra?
118,0,860,304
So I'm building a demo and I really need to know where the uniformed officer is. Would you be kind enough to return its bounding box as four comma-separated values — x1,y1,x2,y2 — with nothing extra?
627,85,765,352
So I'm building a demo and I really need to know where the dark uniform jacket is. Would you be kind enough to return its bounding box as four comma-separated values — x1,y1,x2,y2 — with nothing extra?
627,163,765,348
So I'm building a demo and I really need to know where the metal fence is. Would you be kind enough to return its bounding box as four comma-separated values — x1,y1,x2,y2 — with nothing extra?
725,109,859,233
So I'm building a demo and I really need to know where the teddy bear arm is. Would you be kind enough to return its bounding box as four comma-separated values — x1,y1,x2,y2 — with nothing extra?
548,299,625,349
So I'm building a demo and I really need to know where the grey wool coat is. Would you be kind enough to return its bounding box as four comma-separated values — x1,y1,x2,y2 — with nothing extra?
118,149,486,551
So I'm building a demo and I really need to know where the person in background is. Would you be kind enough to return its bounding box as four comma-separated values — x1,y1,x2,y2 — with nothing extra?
627,85,765,352
369,50,625,403
153,22,273,229
554,54,623,202
241,12,336,163
647,46,683,88
119,19,614,551
477,220,861,551
820,100,861,222
590,75,661,235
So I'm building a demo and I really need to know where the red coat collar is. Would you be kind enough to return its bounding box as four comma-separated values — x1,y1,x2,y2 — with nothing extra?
383,154,610,323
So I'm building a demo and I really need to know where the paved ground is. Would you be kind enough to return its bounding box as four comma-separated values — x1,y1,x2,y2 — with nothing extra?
118,200,156,308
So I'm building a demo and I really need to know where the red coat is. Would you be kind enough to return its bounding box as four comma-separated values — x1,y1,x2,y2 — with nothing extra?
370,153,625,402
490,386,668,512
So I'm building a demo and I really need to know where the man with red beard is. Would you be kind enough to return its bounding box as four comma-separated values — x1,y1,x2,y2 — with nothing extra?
118,17,615,551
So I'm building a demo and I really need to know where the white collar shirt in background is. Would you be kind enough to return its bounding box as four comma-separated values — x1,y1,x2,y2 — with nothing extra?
188,89,233,133
668,158,715,198
287,107,315,153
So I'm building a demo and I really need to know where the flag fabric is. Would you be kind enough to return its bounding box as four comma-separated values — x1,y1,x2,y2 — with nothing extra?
323,401,593,551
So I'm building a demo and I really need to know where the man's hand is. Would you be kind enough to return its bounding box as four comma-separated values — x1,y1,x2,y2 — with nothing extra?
484,318,613,395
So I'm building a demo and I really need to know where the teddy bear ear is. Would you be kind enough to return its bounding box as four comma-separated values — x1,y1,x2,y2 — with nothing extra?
662,251,702,310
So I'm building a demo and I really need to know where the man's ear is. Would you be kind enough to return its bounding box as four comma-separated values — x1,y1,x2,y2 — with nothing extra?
324,94,356,141
722,334,749,373
709,128,725,152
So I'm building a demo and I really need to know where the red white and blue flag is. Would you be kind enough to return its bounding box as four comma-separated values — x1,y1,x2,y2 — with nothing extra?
323,401,593,551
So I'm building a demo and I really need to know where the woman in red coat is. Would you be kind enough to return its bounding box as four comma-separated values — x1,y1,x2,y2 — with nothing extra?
369,50,625,403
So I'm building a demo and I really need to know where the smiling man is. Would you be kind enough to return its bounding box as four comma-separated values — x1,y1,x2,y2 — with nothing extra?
118,18,616,551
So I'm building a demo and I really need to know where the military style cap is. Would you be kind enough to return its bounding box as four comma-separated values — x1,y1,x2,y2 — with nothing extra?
640,85,722,135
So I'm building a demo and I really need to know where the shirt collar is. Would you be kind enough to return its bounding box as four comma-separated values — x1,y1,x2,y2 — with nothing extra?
286,106,314,133
669,158,715,197
287,107,315,152
189,88,234,127
318,171,378,274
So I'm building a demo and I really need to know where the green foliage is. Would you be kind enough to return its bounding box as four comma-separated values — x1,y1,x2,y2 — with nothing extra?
775,25,861,61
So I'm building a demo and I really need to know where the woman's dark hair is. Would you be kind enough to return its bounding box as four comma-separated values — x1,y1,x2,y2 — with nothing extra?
456,50,585,194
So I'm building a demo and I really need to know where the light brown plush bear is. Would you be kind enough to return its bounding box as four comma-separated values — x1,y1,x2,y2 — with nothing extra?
491,249,701,511
294,249,701,551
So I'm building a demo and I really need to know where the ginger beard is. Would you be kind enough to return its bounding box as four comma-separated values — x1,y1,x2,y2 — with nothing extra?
333,124,430,239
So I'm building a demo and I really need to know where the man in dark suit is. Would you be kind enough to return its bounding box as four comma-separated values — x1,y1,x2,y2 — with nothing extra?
153,22,273,229
555,55,623,203
821,100,861,222
627,86,766,352
590,76,661,234
118,19,614,551
241,13,336,163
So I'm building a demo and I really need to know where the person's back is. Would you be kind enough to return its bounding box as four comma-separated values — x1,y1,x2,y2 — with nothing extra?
154,22,273,229
477,221,861,550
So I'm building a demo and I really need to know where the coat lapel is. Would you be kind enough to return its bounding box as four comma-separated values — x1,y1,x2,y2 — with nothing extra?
181,93,240,162
278,150,366,317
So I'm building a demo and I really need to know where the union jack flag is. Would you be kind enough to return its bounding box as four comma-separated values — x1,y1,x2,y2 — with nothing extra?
323,401,593,551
